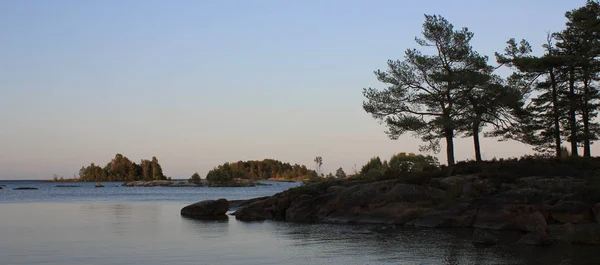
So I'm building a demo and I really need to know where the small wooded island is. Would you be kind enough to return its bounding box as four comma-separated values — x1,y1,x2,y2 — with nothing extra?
43,154,315,187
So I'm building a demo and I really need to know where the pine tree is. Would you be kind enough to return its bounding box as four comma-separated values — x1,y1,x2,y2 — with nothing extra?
363,15,489,165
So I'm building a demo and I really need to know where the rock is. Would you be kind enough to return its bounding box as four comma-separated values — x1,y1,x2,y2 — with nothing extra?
55,185,80,187
181,198,229,218
472,229,498,245
326,185,346,194
234,200,272,221
323,202,431,224
593,203,600,223
95,183,105,188
168,182,201,187
516,177,586,194
13,187,38,190
321,181,443,224
551,201,592,224
413,204,477,228
497,188,552,204
557,223,600,245
122,180,173,187
515,212,547,232
429,175,477,190
0,186,3,190
548,223,575,240
286,194,334,222
518,232,553,246
473,206,517,230
329,181,444,214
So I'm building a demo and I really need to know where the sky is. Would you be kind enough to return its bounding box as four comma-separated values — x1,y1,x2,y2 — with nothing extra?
0,0,591,180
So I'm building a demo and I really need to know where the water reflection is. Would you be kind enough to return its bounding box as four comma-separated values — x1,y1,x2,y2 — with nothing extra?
2,202,599,265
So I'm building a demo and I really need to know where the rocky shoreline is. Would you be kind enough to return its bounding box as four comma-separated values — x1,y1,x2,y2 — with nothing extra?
122,179,265,187
183,173,600,246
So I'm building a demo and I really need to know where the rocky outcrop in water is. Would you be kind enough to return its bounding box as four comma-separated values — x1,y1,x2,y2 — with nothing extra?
123,180,260,187
95,183,105,188
181,198,229,219
56,185,80,187
226,173,600,246
122,180,201,187
13,187,38,190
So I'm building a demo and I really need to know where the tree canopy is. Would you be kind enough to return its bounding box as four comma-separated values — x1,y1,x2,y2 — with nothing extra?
364,1,600,163
79,153,167,182
205,159,317,182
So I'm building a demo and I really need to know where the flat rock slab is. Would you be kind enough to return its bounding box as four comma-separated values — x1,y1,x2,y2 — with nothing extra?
13,187,38,190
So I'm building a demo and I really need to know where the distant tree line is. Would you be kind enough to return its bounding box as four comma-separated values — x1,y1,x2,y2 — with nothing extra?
363,1,600,165
203,159,317,183
79,153,166,182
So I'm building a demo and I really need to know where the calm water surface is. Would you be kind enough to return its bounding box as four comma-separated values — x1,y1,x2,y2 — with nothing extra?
0,180,598,265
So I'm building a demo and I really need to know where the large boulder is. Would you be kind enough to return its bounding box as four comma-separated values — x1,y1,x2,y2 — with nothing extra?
472,229,498,245
473,206,517,230
515,212,547,232
286,194,333,222
593,203,600,223
234,200,272,221
324,202,431,224
429,175,477,190
551,201,592,224
413,204,477,228
181,198,229,218
548,223,575,240
328,181,444,213
321,180,444,224
518,232,553,246
516,177,586,194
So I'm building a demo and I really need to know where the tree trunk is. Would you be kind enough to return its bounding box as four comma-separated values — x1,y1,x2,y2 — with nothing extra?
568,67,579,156
445,128,455,166
472,120,482,162
583,78,591,157
549,69,562,158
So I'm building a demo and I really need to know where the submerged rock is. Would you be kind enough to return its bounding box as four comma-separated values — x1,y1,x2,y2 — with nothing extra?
13,187,38,190
55,185,80,187
181,198,229,219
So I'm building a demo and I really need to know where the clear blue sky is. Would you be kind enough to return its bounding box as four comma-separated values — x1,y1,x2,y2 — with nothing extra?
0,0,589,179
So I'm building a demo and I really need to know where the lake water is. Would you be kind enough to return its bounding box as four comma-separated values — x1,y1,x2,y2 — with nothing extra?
1,180,598,265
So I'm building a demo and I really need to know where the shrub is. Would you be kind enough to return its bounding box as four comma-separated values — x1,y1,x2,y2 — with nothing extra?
189,172,201,183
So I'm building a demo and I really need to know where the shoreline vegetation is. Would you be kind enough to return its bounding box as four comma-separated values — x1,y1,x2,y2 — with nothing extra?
183,1,600,248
